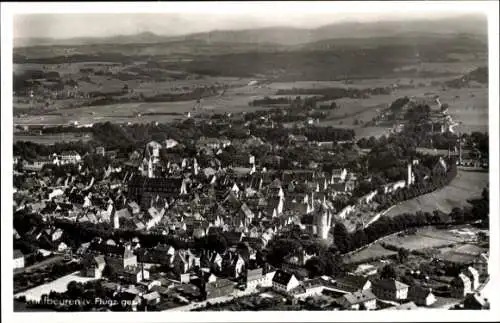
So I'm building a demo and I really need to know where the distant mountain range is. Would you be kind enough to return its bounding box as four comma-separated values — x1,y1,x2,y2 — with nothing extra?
14,14,487,48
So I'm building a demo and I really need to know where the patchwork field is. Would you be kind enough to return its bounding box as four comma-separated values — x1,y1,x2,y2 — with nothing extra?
384,170,489,217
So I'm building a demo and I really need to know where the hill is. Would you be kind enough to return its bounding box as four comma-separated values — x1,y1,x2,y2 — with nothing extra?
14,14,487,48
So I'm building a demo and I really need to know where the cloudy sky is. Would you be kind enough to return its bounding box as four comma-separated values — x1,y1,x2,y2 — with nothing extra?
12,3,481,39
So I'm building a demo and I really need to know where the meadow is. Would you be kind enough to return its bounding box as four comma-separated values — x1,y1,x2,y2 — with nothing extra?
384,170,489,217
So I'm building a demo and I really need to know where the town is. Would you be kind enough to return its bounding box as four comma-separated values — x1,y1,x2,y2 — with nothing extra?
10,9,491,314
13,92,490,311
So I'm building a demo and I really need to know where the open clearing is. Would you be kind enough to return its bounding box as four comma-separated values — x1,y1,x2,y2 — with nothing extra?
382,226,477,251
384,170,489,217
343,243,398,264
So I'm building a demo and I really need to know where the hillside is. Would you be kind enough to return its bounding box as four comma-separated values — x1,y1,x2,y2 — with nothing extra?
14,14,487,48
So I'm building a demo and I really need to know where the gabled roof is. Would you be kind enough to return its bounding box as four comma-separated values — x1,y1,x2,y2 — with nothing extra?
272,270,295,286
338,289,376,305
409,285,433,299
335,275,371,291
373,279,408,291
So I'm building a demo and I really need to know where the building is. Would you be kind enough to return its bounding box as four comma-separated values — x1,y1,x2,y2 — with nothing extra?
142,291,161,307
95,146,106,156
121,265,150,283
463,266,480,290
105,246,138,274
272,270,300,292
82,255,106,279
246,268,266,288
331,168,348,183
127,176,184,209
408,285,436,306
59,151,82,164
335,275,372,292
372,279,409,301
13,249,24,269
451,273,472,298
205,278,236,299
385,301,418,310
336,290,377,310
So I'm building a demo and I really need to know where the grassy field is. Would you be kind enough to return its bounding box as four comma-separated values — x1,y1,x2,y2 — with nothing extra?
384,170,489,217
382,227,473,251
343,243,398,264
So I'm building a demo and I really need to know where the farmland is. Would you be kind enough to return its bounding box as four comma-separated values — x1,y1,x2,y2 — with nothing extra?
384,170,489,217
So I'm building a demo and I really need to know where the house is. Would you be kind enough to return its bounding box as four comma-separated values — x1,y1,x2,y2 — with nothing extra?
82,255,106,279
105,245,137,273
272,270,300,292
22,157,51,172
13,249,24,269
451,273,472,298
331,168,348,183
388,301,419,310
59,151,82,164
95,146,105,156
335,275,372,292
288,134,308,145
336,289,377,310
142,291,161,306
246,268,266,288
463,266,480,290
205,278,236,299
164,139,179,149
353,264,378,277
408,285,436,306
121,265,150,283
372,279,409,301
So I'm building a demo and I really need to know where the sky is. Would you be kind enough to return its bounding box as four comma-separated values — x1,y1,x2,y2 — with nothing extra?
12,2,481,40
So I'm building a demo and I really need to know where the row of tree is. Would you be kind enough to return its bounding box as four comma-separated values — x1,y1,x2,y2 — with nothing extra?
334,187,489,254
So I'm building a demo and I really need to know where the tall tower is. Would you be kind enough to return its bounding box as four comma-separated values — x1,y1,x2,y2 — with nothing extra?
407,163,413,186
148,157,153,178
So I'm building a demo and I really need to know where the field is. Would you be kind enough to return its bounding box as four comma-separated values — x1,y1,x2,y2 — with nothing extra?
343,243,398,264
14,133,93,144
14,271,96,302
382,226,478,251
384,170,489,217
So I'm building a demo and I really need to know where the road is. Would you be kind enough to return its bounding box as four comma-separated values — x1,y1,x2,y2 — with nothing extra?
163,287,259,312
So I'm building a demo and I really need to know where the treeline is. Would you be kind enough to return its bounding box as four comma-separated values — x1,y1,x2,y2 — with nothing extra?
374,161,458,211
445,66,488,88
249,97,293,106
334,188,489,254
389,96,410,112
275,86,391,100
13,140,92,160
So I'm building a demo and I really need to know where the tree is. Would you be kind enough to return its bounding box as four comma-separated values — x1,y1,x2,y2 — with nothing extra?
333,223,350,253
380,264,397,280
305,257,326,278
398,248,409,263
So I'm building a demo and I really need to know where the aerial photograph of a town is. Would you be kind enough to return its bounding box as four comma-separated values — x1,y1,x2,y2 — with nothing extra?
4,1,497,318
